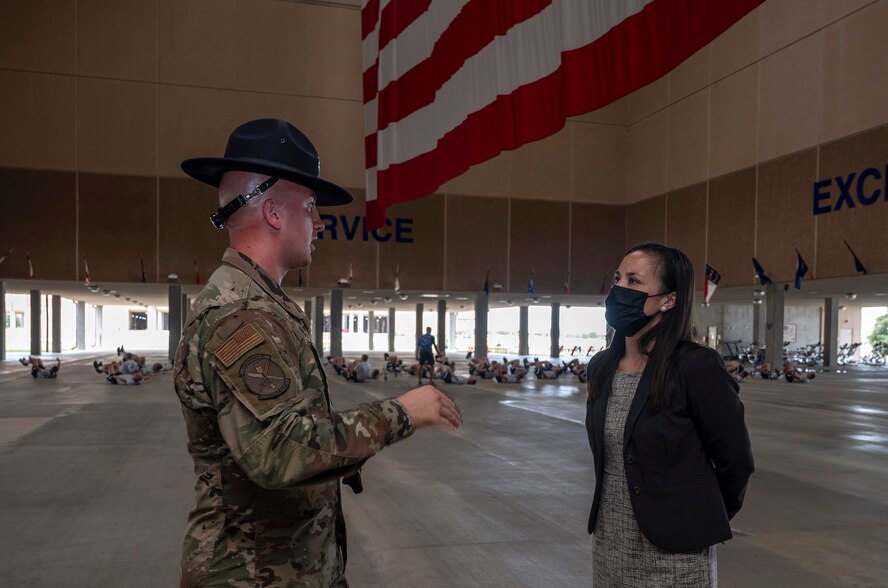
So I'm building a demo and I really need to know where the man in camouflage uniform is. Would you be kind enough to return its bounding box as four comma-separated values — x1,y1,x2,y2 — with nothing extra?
174,119,462,587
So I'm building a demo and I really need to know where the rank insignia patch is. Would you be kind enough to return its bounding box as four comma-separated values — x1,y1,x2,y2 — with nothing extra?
239,354,290,399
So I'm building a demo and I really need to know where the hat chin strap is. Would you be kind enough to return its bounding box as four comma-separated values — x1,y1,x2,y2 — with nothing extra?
210,176,279,229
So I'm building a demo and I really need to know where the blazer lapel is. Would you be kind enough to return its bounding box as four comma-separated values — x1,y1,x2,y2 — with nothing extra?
623,362,655,448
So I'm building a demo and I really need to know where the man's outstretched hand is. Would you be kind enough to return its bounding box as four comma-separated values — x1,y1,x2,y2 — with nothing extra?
397,385,462,430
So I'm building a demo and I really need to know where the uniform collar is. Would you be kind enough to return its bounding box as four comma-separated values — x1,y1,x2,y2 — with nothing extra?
221,248,311,329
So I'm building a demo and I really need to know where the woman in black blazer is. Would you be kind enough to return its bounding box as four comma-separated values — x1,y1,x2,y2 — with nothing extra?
586,243,753,586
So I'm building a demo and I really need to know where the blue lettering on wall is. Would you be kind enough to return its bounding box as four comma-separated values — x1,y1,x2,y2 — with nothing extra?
395,218,413,242
813,179,832,215
372,218,393,242
318,215,414,243
857,167,881,205
834,173,856,211
812,164,887,216
321,214,338,239
341,216,361,240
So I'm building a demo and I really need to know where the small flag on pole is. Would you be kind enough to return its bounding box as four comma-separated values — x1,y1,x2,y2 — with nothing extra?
140,255,147,283
0,248,13,266
843,240,868,275
752,257,771,286
527,271,535,295
563,272,570,295
298,269,304,287
393,264,400,292
704,264,721,304
483,269,490,296
27,251,34,279
194,258,201,285
83,258,91,285
794,249,809,289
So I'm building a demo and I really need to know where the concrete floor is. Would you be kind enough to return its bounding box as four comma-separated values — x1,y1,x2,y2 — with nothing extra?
0,351,886,587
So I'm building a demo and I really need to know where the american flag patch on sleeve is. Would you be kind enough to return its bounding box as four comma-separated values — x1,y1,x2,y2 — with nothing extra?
215,324,264,367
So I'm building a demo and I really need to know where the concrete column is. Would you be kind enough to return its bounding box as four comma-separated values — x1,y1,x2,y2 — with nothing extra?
437,299,446,352
30,290,41,356
50,295,61,353
368,310,375,351
415,303,424,340
330,289,343,358
96,305,103,348
449,312,457,354
764,283,786,367
752,302,763,345
388,308,396,352
181,294,189,328
76,301,86,350
313,295,324,353
0,281,5,360
474,294,488,359
168,285,182,362
823,297,839,369
518,306,529,356
303,299,312,330
550,302,561,359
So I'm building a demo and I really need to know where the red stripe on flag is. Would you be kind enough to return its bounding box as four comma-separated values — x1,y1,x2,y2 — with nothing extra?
562,0,764,114
364,131,377,169
361,0,380,40
378,0,433,50
375,0,551,132
366,198,386,230
362,61,379,105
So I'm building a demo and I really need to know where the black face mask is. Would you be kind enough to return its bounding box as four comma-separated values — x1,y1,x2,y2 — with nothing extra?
605,285,671,337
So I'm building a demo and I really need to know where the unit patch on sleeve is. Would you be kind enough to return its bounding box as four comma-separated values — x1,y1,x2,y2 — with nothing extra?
239,354,290,400
215,324,264,367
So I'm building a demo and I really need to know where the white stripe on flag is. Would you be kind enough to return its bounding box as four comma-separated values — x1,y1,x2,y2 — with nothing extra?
374,0,471,90
364,167,377,203
362,27,379,71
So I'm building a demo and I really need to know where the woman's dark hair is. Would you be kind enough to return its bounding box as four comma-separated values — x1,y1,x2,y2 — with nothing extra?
587,242,696,410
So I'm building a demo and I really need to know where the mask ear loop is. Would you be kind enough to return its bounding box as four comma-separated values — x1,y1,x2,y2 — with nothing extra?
210,176,279,228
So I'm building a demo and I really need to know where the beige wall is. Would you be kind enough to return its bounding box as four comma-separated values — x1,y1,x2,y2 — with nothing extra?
0,0,363,187
1,0,886,293
621,0,886,203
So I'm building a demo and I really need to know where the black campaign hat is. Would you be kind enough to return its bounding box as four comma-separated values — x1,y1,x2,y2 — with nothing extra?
181,118,353,206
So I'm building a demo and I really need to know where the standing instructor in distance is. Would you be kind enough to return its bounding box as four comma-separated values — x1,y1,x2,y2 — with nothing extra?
173,118,461,587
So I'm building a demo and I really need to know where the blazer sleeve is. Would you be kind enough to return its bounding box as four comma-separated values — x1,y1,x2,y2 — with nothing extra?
683,348,755,519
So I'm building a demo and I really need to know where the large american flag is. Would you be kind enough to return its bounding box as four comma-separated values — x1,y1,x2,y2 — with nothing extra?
361,0,763,229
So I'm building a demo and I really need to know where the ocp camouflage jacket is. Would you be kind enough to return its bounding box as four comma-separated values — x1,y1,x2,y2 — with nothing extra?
174,248,414,587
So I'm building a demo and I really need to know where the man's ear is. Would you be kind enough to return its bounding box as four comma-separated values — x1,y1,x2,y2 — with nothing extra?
262,199,282,230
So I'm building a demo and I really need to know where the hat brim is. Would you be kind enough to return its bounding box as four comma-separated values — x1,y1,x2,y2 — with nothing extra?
181,156,353,206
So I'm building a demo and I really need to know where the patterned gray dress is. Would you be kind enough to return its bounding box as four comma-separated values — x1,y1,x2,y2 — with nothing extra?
592,371,717,587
